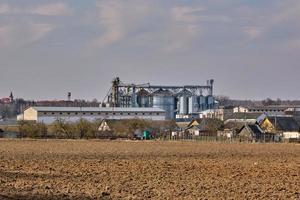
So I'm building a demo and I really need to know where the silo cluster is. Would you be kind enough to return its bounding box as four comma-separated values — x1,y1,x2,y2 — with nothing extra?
134,89,214,119
106,77,215,120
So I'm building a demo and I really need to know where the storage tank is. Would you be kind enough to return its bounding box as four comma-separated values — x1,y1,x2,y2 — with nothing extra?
152,89,175,119
177,90,192,115
189,96,199,114
206,95,214,109
198,95,206,111
137,89,150,107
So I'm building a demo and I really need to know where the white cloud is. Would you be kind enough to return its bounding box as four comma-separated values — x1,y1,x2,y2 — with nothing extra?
238,1,300,40
0,3,73,16
93,1,123,47
172,6,206,23
0,4,10,14
243,26,263,40
92,0,153,47
0,23,54,48
271,1,300,24
29,3,73,16
285,38,300,49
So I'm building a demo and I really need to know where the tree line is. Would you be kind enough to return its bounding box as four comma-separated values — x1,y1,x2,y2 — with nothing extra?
17,119,177,139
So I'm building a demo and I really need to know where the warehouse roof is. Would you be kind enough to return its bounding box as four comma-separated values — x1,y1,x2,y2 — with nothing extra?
30,107,166,113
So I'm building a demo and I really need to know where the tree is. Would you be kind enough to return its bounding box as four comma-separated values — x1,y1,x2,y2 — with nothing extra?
74,119,97,139
52,119,75,139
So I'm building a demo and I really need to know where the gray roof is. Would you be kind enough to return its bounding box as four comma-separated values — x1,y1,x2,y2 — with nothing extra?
31,106,165,113
226,112,263,120
267,116,299,132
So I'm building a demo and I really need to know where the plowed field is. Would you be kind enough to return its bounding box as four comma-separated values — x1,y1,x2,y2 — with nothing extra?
0,140,299,199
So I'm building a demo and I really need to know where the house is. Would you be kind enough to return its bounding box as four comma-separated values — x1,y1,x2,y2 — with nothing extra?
186,118,223,136
260,116,300,140
237,124,278,142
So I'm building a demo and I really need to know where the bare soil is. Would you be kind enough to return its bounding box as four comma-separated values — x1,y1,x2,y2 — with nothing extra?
0,140,299,200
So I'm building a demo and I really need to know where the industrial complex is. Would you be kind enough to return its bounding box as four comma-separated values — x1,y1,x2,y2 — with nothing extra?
104,77,216,119
15,77,216,124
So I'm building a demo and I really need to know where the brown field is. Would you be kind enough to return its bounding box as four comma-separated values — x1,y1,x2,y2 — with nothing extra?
0,140,299,200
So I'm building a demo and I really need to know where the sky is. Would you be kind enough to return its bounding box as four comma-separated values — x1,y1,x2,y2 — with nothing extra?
0,0,300,101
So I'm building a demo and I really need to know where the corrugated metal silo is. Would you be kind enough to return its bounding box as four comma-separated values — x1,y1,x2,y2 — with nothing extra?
198,95,206,111
137,89,150,107
152,89,175,119
188,96,199,114
206,95,214,109
177,90,192,115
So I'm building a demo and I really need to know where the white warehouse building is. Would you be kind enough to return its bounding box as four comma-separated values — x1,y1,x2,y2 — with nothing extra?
17,107,166,124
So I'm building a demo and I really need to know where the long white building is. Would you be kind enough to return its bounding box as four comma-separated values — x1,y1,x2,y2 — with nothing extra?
17,107,166,124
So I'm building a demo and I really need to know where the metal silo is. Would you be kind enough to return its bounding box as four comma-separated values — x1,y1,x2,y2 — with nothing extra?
199,95,206,111
188,96,199,114
206,95,214,109
177,90,192,115
152,89,175,119
137,89,150,107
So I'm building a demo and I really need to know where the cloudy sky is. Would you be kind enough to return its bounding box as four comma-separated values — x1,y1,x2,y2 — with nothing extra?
0,0,300,101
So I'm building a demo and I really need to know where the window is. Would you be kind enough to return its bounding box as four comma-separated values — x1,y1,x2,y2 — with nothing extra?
105,113,109,115
113,113,116,115
75,112,78,115
43,112,47,115
142,113,145,115
52,113,55,115
59,113,63,115
120,113,123,115
149,113,152,115
135,113,138,115
83,113,86,115
67,113,70,115
91,113,94,115
157,113,160,115
128,113,131,115
98,112,101,115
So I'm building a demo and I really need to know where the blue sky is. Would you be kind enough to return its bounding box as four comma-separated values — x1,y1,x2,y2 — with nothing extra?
0,0,300,101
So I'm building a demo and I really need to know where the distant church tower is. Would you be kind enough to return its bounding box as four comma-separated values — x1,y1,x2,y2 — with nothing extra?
9,92,14,103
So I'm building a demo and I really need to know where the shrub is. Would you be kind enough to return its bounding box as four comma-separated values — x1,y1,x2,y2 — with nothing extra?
18,121,47,138
74,119,97,139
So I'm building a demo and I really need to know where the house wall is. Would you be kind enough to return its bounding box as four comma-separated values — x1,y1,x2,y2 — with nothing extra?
233,107,249,113
239,128,252,140
23,108,38,121
98,121,111,131
283,132,299,139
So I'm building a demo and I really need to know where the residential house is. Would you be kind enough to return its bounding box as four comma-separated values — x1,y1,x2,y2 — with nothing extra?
238,124,278,142
186,118,223,136
260,116,300,140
